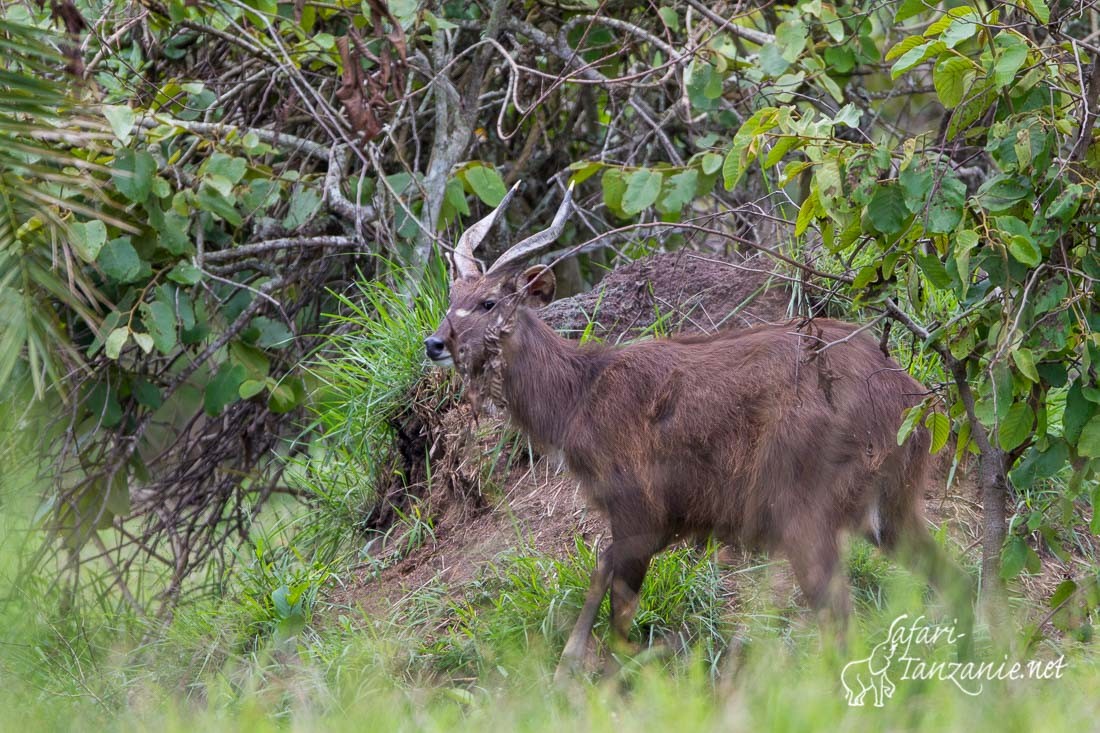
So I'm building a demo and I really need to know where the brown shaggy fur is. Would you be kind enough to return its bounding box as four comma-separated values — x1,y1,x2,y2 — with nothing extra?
428,265,972,677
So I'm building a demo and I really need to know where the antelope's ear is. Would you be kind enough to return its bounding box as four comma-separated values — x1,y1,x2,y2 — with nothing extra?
517,265,556,307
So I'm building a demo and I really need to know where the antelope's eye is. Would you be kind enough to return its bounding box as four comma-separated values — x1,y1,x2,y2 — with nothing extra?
482,299,496,311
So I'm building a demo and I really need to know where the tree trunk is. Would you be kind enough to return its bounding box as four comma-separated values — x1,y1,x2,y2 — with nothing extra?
949,360,1008,599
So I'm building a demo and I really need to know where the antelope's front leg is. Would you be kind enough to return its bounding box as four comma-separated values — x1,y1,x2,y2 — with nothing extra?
554,547,612,684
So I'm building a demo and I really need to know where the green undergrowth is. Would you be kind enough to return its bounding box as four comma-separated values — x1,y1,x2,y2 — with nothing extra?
3,483,1095,733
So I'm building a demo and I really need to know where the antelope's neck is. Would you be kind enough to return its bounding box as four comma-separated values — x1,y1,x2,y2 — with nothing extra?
499,309,594,450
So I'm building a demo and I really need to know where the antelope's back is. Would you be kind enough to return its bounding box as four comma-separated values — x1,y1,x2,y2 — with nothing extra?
565,318,930,543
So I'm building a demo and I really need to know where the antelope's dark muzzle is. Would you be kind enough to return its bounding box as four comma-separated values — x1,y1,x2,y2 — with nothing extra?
424,336,447,361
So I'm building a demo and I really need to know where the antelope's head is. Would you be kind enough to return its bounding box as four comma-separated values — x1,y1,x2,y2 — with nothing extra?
424,182,574,378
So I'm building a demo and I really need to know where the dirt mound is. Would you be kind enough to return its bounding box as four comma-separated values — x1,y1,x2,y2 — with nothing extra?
540,249,792,337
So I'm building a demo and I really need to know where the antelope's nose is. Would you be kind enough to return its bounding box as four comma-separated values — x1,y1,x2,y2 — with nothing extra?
424,336,447,360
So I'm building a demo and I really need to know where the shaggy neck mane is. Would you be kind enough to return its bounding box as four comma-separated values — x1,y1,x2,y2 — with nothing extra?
499,308,599,449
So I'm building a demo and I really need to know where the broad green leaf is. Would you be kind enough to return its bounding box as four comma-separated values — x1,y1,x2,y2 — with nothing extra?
69,220,107,263
204,362,247,416
132,379,162,409
464,165,508,207
196,187,242,226
132,332,154,354
934,55,973,108
976,174,1031,212
658,169,698,213
926,176,966,233
897,403,928,445
140,300,177,355
1012,348,1039,383
103,105,135,144
916,252,954,289
1001,535,1028,578
946,82,995,140
602,169,627,217
899,167,933,212
867,184,909,234
700,152,722,175
167,262,203,285
622,169,662,215
1061,383,1093,444
98,237,143,282
1022,0,1049,23
283,186,322,230
993,32,1029,89
1078,414,1100,458
105,327,129,360
203,152,248,184
1007,234,1041,267
925,411,950,453
252,316,293,349
795,193,817,236
443,177,470,220
239,379,267,399
112,149,156,203
999,402,1034,451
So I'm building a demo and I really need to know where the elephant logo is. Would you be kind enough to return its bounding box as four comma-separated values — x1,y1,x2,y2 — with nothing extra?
841,636,898,707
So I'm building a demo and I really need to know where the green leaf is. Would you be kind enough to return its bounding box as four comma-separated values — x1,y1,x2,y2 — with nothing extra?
895,0,926,22
239,379,267,400
795,193,817,236
1021,0,1049,23
993,33,1029,89
229,341,270,381
1063,382,1095,445
999,402,1034,452
464,165,508,207
933,55,973,109
167,262,203,285
926,176,966,233
658,169,698,213
1007,234,1041,267
622,169,663,215
444,177,470,217
69,220,107,263
601,169,627,218
897,403,928,446
87,382,122,428
98,237,143,283
1078,415,1100,458
139,300,178,355
925,411,950,453
940,17,978,49
1012,348,1039,383
976,174,1031,212
204,363,247,416
105,327,129,360
196,187,242,226
283,186,322,230
252,316,293,349
203,152,248,185
103,105,135,144
916,252,954,289
132,379,163,410
1001,535,1028,579
132,331,154,354
867,184,909,234
700,152,722,175
111,149,156,203
899,167,933,213
946,83,995,140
